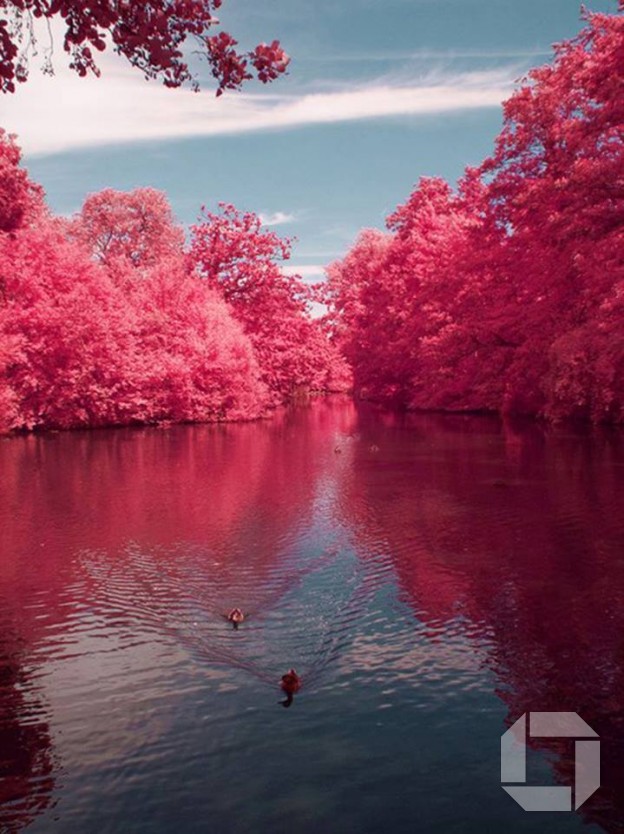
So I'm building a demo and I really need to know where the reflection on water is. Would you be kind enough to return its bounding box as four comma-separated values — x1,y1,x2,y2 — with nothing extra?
1,397,623,833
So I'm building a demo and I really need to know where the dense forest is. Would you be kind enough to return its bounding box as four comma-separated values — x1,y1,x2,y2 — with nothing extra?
325,9,624,423
0,142,351,431
1,7,624,431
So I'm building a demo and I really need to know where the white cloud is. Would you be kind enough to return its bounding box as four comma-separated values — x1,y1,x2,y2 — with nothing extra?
258,211,297,226
0,50,516,157
296,250,344,258
282,264,326,278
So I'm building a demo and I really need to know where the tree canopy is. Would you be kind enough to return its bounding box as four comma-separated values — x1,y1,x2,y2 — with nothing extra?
325,9,624,423
0,0,289,94
0,135,349,433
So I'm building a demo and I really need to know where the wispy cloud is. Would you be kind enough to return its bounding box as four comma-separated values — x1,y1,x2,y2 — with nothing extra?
258,211,297,226
298,47,552,62
0,53,516,157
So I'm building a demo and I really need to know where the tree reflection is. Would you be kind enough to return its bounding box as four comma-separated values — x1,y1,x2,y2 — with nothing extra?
0,397,358,820
0,621,56,832
339,406,624,833
4,398,623,830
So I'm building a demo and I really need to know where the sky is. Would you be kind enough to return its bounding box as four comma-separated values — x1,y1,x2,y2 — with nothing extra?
0,0,618,282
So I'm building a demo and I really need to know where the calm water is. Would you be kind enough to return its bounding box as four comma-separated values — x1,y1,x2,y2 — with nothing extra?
1,397,624,834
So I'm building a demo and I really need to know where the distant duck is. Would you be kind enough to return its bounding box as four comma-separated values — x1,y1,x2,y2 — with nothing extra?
369,444,380,453
334,446,342,454
280,668,301,707
227,607,245,629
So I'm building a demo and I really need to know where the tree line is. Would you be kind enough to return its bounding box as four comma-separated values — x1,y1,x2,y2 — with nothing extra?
0,139,350,432
324,9,624,423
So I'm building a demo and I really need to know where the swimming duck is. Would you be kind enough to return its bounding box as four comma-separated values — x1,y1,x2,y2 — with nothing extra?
280,669,301,694
227,607,245,628
279,669,301,707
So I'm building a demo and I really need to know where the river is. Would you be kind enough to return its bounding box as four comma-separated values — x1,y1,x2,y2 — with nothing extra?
1,396,623,833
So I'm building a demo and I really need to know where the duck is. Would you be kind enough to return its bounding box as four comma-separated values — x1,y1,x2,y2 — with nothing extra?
279,668,301,708
227,607,245,628
280,668,301,694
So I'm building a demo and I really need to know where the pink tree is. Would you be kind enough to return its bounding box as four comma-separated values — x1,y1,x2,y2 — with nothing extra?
124,257,269,423
190,203,350,402
0,128,43,234
0,146,270,431
325,179,475,407
327,7,624,423
0,129,44,429
0,221,268,431
71,187,186,270
478,9,624,420
0,219,137,430
0,0,289,95
324,228,394,399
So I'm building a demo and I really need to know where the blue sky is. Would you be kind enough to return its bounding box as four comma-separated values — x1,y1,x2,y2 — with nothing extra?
0,0,617,279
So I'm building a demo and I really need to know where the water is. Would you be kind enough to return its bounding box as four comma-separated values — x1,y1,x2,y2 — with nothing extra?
1,396,623,834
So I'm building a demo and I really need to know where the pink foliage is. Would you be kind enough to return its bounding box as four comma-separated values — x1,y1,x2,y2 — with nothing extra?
0,149,346,434
1,221,137,430
0,219,268,430
326,8,624,423
324,229,395,399
6,9,623,429
479,10,624,421
72,187,186,270
0,0,289,95
0,129,43,233
190,204,351,402
125,258,269,423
